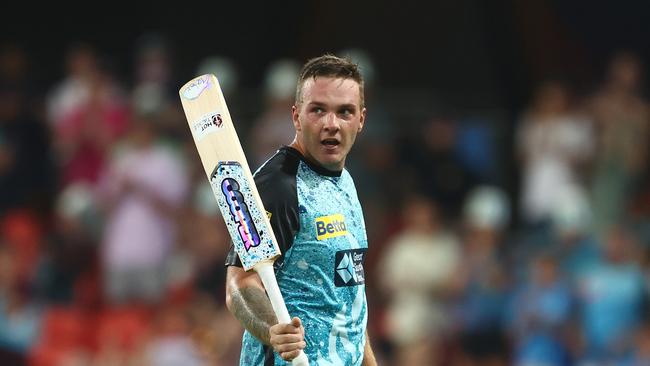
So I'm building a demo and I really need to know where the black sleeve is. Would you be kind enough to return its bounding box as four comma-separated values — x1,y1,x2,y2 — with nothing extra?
225,150,300,268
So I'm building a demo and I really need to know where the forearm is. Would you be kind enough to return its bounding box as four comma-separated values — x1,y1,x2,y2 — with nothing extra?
228,286,278,345
362,330,377,366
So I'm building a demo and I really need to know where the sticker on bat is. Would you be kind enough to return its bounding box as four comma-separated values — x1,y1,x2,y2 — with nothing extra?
181,75,211,100
210,162,280,270
191,111,223,141
221,177,261,251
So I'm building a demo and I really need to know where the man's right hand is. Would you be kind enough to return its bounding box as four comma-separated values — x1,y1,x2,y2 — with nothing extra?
269,317,306,361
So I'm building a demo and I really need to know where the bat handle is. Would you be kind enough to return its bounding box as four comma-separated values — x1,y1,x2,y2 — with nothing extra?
256,263,310,366
291,352,310,365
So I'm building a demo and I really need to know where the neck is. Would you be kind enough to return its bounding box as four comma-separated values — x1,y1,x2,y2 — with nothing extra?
288,138,343,176
288,137,324,168
289,137,305,156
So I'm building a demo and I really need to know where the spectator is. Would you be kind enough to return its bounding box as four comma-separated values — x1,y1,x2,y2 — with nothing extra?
0,83,56,217
399,116,479,221
516,80,594,227
454,116,500,184
452,185,512,366
577,225,647,362
377,196,461,365
247,58,300,169
97,113,188,305
55,68,129,186
588,51,649,236
142,304,205,366
195,55,239,101
132,33,187,142
34,183,99,304
509,254,573,366
0,243,43,364
46,43,99,128
188,294,243,365
548,184,600,283
0,45,56,215
179,180,231,303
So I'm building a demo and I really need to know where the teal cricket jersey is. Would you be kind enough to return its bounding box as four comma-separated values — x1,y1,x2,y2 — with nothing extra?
225,146,369,365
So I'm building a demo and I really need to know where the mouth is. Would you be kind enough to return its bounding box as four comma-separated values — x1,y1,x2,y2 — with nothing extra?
321,138,340,149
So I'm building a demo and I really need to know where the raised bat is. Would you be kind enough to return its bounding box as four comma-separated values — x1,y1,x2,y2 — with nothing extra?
179,74,309,366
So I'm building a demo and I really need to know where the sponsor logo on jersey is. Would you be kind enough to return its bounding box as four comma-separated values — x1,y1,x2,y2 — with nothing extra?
315,213,347,240
334,249,366,287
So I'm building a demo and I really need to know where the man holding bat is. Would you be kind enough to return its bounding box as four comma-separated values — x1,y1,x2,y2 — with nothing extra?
225,54,377,365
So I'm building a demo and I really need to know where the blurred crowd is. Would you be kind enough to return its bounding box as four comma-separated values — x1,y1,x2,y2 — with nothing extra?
1,33,650,366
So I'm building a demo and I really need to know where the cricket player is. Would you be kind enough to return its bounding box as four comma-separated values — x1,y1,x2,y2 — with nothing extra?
225,54,377,365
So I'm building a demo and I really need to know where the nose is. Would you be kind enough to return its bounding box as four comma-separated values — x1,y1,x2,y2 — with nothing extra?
323,112,340,132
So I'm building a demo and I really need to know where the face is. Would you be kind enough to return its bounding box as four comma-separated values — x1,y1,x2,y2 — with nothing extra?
292,77,366,171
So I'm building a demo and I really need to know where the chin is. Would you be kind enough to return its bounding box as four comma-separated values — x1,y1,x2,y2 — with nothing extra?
317,156,344,170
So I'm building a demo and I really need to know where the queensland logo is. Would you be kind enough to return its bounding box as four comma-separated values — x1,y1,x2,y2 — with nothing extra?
191,111,223,141
315,213,347,240
334,249,367,287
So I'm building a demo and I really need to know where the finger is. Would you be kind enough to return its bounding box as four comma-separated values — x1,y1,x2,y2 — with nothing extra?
270,323,302,335
291,317,305,337
291,317,302,328
280,349,303,361
274,340,306,353
270,333,304,346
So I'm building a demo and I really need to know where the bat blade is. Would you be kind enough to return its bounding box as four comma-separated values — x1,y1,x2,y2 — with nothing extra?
179,74,281,271
179,74,310,366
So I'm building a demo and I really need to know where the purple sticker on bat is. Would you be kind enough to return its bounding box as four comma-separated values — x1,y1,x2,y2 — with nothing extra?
221,177,262,251
210,161,280,270
182,75,211,100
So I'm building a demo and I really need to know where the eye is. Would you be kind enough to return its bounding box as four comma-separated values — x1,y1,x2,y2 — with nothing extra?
310,106,325,114
338,108,355,118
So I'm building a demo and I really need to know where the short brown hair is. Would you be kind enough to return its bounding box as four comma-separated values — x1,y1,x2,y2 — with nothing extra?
295,54,365,108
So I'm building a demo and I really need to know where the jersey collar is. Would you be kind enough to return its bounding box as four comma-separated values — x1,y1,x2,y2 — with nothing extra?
281,146,343,177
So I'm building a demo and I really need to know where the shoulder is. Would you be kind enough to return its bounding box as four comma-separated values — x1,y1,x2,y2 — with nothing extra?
253,147,302,199
254,147,300,176
341,168,355,182
341,169,360,194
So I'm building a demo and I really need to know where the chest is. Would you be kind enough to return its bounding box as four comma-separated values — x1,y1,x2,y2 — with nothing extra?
296,173,366,247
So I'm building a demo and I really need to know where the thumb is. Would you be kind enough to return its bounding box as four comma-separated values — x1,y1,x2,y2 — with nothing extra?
291,317,302,328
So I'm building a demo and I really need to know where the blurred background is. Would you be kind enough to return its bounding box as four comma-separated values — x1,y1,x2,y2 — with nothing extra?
2,0,650,365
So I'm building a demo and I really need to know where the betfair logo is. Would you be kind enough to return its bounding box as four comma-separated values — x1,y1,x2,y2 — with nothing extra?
315,214,348,240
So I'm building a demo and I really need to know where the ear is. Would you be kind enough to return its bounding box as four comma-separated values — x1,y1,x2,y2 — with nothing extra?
358,107,367,133
291,105,301,132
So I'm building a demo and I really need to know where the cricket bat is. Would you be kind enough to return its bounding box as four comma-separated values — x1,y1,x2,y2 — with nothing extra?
179,74,309,365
